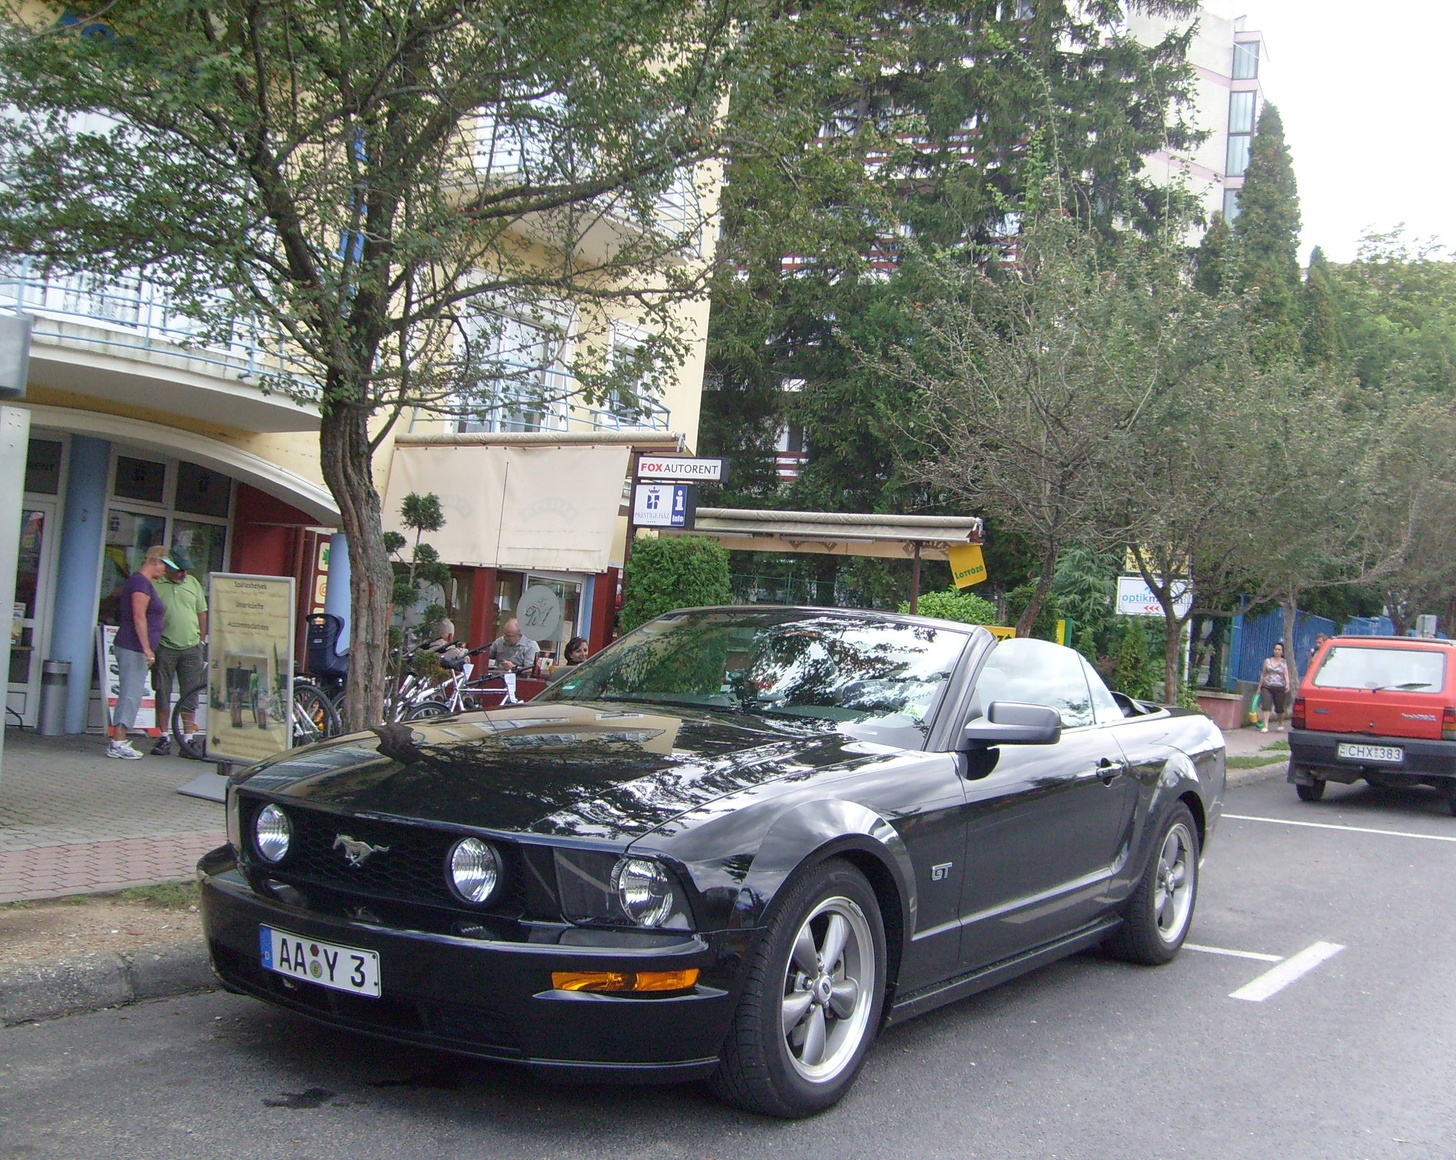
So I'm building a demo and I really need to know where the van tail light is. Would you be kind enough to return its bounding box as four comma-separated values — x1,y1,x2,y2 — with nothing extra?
1291,697,1306,731
1443,706,1456,742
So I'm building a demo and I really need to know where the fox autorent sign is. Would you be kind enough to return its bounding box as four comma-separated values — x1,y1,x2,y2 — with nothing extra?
637,455,724,482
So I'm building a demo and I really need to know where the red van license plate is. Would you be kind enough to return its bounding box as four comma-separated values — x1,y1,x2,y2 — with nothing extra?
1336,743,1403,764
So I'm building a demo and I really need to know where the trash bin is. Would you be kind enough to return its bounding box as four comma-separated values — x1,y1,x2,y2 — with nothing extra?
37,659,70,736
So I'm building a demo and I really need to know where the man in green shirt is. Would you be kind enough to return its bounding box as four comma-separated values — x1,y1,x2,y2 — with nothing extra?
151,553,208,756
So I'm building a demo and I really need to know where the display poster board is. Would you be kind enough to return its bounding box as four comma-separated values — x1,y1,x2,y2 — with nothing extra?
97,624,157,731
207,573,295,765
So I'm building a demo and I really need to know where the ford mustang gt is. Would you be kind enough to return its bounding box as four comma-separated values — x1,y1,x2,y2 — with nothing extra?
199,606,1224,1117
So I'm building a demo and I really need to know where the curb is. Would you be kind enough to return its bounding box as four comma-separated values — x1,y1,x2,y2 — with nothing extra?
0,940,213,1026
1226,760,1288,788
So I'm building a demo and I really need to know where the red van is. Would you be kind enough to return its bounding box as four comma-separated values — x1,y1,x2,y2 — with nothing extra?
1288,636,1456,813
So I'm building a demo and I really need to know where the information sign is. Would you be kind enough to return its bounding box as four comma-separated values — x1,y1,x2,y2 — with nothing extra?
207,573,295,765
632,483,696,529
637,456,725,483
1116,575,1192,618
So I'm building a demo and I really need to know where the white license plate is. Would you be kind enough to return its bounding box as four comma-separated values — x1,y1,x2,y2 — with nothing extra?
260,925,381,997
1336,743,1404,764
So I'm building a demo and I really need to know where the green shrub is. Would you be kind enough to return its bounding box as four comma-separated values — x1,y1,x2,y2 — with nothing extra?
1111,616,1157,700
1005,584,1062,641
898,586,998,625
619,536,733,633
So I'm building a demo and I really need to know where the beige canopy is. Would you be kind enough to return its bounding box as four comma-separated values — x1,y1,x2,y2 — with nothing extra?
384,432,678,573
657,507,983,560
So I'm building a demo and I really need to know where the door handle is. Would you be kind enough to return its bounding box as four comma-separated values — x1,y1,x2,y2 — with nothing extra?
1096,757,1124,785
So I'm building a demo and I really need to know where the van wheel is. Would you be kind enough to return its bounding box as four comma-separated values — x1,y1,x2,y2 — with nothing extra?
1445,788,1456,817
1296,779,1325,802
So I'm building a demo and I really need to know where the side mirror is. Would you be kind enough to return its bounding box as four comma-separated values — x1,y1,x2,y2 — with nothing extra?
958,701,1062,750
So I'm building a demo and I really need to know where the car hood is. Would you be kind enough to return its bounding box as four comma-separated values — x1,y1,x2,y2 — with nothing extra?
236,702,873,840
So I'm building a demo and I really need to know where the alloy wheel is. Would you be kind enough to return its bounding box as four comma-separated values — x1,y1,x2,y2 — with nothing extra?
1153,822,1195,943
779,896,875,1083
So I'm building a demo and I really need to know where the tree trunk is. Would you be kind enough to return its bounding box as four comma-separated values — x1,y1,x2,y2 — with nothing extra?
1016,549,1057,637
1162,605,1182,706
1281,595,1300,688
318,400,394,732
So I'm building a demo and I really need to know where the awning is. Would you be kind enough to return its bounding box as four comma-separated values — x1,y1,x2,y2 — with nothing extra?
383,442,636,573
658,507,983,560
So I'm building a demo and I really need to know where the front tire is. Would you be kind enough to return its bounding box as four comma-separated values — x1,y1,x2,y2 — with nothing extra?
1107,803,1199,966
710,859,886,1119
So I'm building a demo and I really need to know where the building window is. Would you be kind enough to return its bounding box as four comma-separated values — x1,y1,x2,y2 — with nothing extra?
1232,41,1259,80
175,461,232,518
1223,188,1241,223
1225,134,1251,178
24,439,62,495
1228,90,1256,135
456,312,567,434
113,455,166,505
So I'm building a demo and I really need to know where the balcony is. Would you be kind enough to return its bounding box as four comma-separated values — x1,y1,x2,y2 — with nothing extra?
0,263,321,433
441,362,671,435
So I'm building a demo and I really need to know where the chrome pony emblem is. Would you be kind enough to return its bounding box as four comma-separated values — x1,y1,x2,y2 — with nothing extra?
333,834,390,867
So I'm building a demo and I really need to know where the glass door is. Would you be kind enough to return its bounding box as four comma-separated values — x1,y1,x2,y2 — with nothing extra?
8,499,58,725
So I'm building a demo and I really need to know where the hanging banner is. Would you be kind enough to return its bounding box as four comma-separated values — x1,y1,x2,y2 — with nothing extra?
207,573,295,765
947,542,987,588
97,624,157,732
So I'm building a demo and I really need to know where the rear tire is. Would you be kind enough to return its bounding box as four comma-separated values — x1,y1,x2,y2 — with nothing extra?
709,859,886,1119
406,700,451,721
1106,803,1199,966
1296,779,1325,802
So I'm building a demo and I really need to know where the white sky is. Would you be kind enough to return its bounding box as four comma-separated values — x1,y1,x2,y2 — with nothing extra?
1209,0,1456,261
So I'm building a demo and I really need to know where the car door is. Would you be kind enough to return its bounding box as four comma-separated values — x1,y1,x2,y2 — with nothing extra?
955,639,1137,968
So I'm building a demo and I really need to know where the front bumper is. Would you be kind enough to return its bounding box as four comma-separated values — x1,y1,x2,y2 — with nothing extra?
1287,728,1456,788
198,846,744,1082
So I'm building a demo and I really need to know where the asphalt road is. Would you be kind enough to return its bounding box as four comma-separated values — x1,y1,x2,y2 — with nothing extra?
4,771,1455,1160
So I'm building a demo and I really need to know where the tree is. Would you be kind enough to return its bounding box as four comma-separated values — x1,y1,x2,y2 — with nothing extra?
888,215,1191,636
1301,246,1347,364
619,536,732,633
1232,103,1303,363
1193,211,1233,297
0,0,800,728
701,1,1204,521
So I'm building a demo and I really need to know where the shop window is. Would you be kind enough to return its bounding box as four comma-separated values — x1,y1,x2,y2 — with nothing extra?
99,508,166,625
114,455,166,504
24,439,62,494
171,520,228,593
176,460,232,517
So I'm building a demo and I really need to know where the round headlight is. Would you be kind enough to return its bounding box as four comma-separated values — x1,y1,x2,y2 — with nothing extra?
448,837,501,904
612,857,676,928
254,804,292,864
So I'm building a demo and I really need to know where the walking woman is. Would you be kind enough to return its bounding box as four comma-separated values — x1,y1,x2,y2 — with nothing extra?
108,545,169,759
1258,641,1293,733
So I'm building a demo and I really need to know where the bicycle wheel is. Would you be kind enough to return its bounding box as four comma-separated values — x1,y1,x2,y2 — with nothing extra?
292,680,342,747
405,699,451,721
171,681,209,761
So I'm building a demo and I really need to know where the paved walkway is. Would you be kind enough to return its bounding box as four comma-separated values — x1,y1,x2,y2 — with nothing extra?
0,729,226,903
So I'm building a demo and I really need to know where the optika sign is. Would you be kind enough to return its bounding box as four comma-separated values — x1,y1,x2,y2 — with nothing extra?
637,455,725,482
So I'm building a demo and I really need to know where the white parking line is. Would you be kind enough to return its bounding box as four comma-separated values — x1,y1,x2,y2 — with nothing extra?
1224,814,1456,843
1184,943,1284,963
1229,941,1345,1002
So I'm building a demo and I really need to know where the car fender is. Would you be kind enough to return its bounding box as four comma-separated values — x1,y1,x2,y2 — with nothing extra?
726,799,916,946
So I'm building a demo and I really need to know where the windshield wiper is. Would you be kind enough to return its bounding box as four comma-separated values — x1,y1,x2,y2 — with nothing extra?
1370,682,1436,691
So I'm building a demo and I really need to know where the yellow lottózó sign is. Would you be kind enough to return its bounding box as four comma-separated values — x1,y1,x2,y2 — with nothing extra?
947,543,987,588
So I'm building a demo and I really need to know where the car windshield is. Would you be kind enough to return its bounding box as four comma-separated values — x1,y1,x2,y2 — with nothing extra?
540,610,969,737
1311,646,1447,692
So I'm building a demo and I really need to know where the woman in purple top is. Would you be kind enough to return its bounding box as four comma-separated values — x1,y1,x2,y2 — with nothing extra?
108,545,171,759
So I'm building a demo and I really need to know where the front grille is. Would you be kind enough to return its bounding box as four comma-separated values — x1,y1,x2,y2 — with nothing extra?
240,799,527,916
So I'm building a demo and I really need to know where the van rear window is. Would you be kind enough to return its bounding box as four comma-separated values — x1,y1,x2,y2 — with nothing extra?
1311,646,1446,692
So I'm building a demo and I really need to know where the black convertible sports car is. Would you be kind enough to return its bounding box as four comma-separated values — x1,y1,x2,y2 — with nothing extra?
200,607,1224,1117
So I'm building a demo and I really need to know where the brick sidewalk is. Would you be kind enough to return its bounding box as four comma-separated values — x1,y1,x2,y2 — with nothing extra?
0,831,225,903
2,728,227,902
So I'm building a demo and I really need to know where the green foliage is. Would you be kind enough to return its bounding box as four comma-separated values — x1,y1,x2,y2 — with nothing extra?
1006,585,1061,642
897,587,998,625
1052,546,1118,662
381,531,406,557
620,537,733,633
389,491,449,641
1233,104,1303,364
399,493,444,535
1110,617,1156,700
1193,212,1232,297
1301,246,1347,364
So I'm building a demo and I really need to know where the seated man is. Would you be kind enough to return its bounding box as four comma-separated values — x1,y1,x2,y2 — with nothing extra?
489,617,539,673
420,618,470,668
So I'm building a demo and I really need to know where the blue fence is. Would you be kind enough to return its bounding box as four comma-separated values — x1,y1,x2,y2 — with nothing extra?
1228,608,1337,687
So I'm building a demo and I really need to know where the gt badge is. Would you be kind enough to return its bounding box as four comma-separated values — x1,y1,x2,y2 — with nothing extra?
931,862,953,881
333,834,390,867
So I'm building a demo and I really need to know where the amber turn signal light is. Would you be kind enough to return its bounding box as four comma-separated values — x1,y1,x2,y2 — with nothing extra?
551,969,699,993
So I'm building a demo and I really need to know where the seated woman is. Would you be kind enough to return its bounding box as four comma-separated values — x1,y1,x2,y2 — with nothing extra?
561,636,589,667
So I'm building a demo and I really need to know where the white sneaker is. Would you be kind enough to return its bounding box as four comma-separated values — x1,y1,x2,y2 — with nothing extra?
107,739,144,760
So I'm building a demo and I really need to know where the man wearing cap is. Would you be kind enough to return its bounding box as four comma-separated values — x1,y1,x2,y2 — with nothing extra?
151,551,208,756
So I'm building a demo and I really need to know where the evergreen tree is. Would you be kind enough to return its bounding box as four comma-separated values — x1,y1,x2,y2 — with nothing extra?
1232,104,1303,362
1194,212,1232,297
1302,246,1348,364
